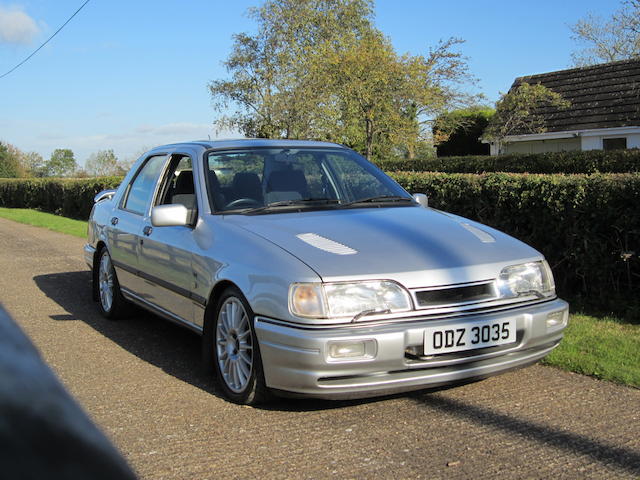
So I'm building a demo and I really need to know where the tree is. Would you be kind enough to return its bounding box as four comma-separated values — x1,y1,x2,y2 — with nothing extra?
483,83,570,151
119,146,150,173
210,0,375,140
433,107,494,156
570,0,640,66
0,142,25,178
47,149,77,177
22,151,47,177
209,0,475,161
85,149,123,177
318,33,473,160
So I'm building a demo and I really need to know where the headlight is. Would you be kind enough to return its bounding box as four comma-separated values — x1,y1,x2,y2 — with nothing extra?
497,260,555,299
289,280,412,319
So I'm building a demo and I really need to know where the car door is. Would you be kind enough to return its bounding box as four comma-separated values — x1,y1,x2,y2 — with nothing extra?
136,153,201,328
108,154,168,298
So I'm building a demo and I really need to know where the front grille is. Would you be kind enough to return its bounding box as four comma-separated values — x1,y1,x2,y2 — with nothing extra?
415,282,495,308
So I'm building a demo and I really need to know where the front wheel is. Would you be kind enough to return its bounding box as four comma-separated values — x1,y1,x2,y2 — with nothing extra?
205,287,269,405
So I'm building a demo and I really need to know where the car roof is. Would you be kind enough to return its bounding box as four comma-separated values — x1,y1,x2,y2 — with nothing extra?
151,138,349,152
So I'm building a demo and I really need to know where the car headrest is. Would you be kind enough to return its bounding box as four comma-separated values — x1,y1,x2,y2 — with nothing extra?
266,170,309,197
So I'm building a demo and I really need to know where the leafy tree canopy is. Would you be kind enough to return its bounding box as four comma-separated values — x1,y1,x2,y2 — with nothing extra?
433,107,494,156
0,142,25,178
483,83,570,148
209,0,476,161
22,151,47,177
85,149,123,177
47,149,77,178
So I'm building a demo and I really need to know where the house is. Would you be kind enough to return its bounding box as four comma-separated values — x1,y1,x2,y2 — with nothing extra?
489,59,640,155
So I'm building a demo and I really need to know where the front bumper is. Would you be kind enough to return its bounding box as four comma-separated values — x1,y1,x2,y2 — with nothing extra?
255,298,568,399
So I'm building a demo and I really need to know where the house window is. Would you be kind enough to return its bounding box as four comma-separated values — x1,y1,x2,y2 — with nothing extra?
603,137,627,151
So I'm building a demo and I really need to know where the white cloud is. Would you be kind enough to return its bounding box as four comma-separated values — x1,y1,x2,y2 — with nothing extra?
0,6,40,45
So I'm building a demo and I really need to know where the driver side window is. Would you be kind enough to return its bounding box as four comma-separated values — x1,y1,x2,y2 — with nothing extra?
156,155,197,223
122,155,166,215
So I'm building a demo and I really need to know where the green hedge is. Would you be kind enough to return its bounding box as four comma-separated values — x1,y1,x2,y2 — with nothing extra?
0,177,122,220
391,171,640,314
376,149,640,174
1,173,638,315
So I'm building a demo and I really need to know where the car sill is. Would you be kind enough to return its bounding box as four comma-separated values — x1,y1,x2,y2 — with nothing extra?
121,288,203,334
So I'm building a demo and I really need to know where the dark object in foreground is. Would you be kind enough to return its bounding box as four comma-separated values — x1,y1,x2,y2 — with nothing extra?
0,304,136,479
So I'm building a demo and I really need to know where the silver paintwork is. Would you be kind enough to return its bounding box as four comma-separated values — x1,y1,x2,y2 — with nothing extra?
94,189,117,203
85,139,568,399
412,193,428,208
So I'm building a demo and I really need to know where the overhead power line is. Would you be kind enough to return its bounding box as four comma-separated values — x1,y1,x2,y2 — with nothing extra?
0,0,92,80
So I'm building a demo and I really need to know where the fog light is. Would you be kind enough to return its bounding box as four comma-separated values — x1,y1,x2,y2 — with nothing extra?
327,340,376,361
546,311,566,330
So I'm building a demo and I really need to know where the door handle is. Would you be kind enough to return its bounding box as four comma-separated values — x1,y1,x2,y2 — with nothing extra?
143,225,153,236
110,217,118,225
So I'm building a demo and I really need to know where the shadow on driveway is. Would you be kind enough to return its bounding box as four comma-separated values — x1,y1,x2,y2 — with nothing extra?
34,270,217,393
409,392,640,476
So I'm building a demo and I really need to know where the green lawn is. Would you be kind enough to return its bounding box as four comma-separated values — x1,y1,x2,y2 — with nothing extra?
0,208,87,238
543,314,640,388
0,208,638,388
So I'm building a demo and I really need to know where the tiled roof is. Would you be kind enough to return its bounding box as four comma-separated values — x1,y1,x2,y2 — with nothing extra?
511,59,640,133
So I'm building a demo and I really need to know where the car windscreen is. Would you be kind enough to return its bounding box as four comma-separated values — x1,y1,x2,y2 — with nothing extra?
204,147,412,213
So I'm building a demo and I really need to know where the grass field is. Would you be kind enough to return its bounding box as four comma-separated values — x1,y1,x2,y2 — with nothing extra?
543,314,640,388
0,208,87,238
0,208,637,388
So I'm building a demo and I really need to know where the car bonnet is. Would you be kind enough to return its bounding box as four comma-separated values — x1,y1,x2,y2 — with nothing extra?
225,206,541,288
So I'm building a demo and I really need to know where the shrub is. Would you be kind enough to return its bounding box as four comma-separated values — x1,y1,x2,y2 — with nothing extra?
432,107,493,156
376,148,640,174
0,177,122,220
391,171,640,314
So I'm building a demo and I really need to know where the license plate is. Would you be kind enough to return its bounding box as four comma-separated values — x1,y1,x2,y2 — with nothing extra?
423,319,516,355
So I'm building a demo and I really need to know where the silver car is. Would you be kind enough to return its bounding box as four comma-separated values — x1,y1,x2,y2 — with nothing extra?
85,139,568,404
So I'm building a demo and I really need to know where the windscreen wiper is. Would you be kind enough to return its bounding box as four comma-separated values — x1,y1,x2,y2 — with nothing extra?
339,195,415,208
244,198,340,214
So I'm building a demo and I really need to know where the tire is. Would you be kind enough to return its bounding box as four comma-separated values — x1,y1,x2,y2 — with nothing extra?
95,247,130,320
204,286,270,405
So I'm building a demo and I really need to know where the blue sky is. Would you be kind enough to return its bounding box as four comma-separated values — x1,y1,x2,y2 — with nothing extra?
0,0,621,166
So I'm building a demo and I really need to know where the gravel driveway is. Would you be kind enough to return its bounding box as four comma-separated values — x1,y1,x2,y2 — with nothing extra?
0,217,638,479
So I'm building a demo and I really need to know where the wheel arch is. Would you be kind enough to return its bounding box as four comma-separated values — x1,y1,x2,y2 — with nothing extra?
203,279,241,324
92,241,108,301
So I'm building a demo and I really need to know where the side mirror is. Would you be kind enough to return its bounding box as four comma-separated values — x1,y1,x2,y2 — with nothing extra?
151,204,190,227
413,193,429,208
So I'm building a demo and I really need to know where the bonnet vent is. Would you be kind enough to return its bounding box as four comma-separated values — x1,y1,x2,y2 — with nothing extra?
296,233,357,255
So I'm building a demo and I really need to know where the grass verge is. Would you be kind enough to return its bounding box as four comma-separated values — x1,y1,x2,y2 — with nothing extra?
0,207,87,238
543,314,640,388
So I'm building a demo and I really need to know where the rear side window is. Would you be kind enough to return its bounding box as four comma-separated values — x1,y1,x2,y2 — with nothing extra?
122,155,166,215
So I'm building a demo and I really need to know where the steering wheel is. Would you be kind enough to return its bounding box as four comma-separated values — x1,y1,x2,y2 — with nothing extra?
225,197,262,209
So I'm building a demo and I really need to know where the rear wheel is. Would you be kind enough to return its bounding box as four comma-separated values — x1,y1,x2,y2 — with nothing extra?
95,247,130,319
204,287,269,405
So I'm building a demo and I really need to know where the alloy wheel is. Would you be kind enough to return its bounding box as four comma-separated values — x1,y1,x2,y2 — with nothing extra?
98,252,114,313
215,297,253,393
